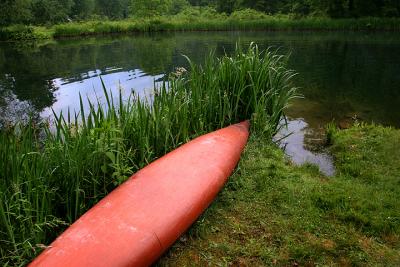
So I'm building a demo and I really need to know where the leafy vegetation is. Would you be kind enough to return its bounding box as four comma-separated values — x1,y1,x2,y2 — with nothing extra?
0,0,399,27
215,0,400,18
1,0,399,40
158,123,400,266
1,15,399,41
0,44,297,265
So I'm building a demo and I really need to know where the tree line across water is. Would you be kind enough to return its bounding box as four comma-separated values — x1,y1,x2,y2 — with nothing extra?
1,0,399,26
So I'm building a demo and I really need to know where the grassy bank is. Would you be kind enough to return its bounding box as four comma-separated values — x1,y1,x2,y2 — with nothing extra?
0,44,296,265
1,15,400,41
158,123,400,266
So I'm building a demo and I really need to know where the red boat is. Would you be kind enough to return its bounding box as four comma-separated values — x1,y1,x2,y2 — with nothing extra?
29,121,250,267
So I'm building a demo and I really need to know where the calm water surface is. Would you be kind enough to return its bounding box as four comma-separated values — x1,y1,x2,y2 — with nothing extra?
1,31,399,174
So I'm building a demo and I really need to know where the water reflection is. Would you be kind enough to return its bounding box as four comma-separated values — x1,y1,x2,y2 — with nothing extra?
1,31,399,126
40,68,164,119
0,88,35,127
274,119,335,177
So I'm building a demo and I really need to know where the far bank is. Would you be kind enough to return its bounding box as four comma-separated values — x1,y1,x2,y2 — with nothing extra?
1,16,399,41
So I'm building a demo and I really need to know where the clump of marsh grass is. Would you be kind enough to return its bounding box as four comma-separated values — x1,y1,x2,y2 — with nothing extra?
0,43,297,265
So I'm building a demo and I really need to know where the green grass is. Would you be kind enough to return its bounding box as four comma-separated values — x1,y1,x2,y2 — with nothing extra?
1,15,399,41
0,44,297,265
157,123,400,266
0,25,53,40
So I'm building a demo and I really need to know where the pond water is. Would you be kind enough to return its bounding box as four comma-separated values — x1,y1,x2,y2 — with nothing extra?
1,31,399,175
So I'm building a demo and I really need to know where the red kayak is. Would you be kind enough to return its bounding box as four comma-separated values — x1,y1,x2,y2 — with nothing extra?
29,121,250,267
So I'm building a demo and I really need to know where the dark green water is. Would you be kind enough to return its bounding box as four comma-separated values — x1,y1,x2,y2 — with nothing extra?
1,31,399,174
1,31,399,127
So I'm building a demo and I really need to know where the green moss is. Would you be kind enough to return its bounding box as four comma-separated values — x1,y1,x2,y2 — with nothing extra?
158,124,400,266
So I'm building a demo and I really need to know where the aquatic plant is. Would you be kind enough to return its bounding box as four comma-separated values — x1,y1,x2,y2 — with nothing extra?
0,44,297,265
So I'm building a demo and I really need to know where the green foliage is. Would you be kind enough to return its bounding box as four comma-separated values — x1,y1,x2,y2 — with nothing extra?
71,0,95,19
0,25,35,40
326,0,348,18
0,0,32,26
0,44,296,265
174,6,226,20
95,0,129,19
216,0,238,14
3,15,400,41
229,8,268,20
236,0,400,18
170,0,190,15
0,0,399,26
127,0,189,17
129,0,172,17
31,0,74,24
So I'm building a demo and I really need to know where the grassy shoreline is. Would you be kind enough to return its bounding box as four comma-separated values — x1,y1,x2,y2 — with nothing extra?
158,123,400,266
1,16,400,41
0,45,296,265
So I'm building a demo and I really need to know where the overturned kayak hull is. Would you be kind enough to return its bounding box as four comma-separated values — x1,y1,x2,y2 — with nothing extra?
29,121,250,267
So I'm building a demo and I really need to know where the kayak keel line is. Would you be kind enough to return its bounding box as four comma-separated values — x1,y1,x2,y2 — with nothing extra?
29,121,250,267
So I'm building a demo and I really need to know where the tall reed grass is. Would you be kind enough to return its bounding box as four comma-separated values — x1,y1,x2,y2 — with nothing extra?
0,44,297,265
